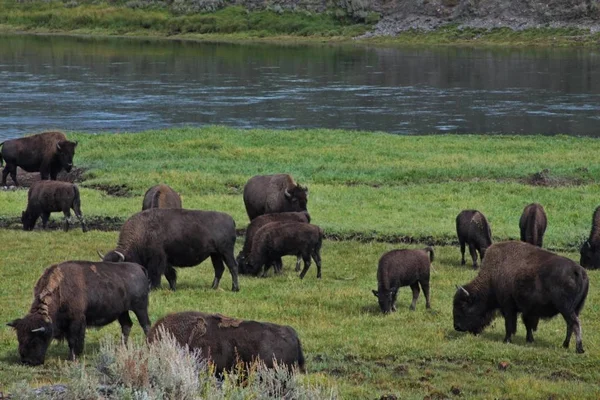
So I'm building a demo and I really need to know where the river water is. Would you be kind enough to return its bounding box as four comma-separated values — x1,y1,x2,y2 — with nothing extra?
1,34,600,140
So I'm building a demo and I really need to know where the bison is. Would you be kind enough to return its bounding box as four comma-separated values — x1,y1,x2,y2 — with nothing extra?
7,261,151,366
519,203,547,247
101,208,240,291
456,209,492,269
243,174,308,221
247,221,323,279
372,247,433,313
453,241,588,353
580,205,600,269
21,181,87,232
142,184,182,210
1,131,78,186
236,211,311,274
148,311,305,374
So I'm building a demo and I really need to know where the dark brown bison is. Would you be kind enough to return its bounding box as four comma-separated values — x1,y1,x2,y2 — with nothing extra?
142,184,182,210
247,221,323,279
453,241,588,353
580,205,600,269
1,131,78,186
372,247,433,313
101,209,239,291
7,261,151,366
519,203,547,247
22,181,87,232
243,174,308,221
456,210,492,269
148,311,305,374
237,211,311,274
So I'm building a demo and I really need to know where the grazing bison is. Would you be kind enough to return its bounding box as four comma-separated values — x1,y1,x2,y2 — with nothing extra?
247,221,323,279
101,209,240,291
237,211,311,274
453,241,588,353
1,131,78,186
142,184,182,210
372,247,433,313
243,174,308,221
519,203,547,247
456,210,492,269
22,181,87,232
148,311,305,373
580,205,600,269
7,261,151,366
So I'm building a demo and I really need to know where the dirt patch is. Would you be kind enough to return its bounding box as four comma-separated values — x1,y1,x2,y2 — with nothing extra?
2,167,87,188
523,169,584,187
547,370,582,382
0,216,125,231
86,183,133,197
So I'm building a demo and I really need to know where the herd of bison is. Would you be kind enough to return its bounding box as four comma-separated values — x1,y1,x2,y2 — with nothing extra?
0,131,597,374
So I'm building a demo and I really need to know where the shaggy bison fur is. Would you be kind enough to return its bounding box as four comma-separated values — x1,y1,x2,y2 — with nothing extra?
1,131,77,186
372,247,434,313
243,174,308,221
453,241,588,353
247,221,323,279
148,311,305,373
456,210,492,269
237,211,311,274
519,203,547,247
102,208,240,291
22,181,87,232
142,184,182,210
580,205,600,270
7,261,151,365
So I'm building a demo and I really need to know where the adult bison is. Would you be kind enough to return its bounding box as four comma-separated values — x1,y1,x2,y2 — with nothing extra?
7,261,151,366
243,174,308,221
456,209,492,269
580,205,600,269
1,131,78,186
453,241,588,353
101,209,240,291
142,184,182,210
237,211,311,274
519,203,547,247
148,311,305,374
22,181,87,232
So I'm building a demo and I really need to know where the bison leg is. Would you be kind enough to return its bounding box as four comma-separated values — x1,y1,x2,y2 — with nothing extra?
73,203,88,233
41,212,50,229
468,243,478,269
1,165,14,186
562,313,584,353
67,319,86,360
522,314,539,343
222,252,240,292
147,253,166,289
118,312,133,345
62,209,72,232
420,280,431,309
210,254,226,290
299,254,312,280
295,256,302,272
459,238,466,265
165,266,177,291
312,249,322,279
274,258,284,274
409,283,420,311
132,301,151,337
391,289,398,312
502,308,518,343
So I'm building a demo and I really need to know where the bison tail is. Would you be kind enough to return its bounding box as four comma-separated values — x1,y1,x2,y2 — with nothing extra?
0,142,3,167
424,246,435,262
296,338,306,373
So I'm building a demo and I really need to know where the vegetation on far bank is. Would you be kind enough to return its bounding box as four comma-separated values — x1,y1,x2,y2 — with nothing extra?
2,0,600,45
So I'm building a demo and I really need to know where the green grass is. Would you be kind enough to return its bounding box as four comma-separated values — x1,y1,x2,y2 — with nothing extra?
2,127,600,397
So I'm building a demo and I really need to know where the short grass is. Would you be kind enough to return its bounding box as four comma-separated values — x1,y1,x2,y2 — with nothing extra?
1,232,599,398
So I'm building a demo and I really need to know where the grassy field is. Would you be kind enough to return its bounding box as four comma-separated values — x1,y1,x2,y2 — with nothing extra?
1,128,600,398
2,0,600,46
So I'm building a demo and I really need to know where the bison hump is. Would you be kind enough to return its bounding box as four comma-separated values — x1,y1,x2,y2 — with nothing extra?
214,313,243,328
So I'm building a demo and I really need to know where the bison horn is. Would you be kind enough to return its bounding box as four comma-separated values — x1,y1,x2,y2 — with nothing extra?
284,189,291,198
31,327,46,333
97,250,105,259
114,250,125,262
56,143,61,150
456,285,470,297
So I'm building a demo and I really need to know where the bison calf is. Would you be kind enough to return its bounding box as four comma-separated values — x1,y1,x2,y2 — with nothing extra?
237,211,311,274
7,261,151,365
142,184,182,210
22,181,87,232
148,311,305,374
247,221,323,279
456,209,492,269
519,203,547,247
453,241,588,353
372,247,433,313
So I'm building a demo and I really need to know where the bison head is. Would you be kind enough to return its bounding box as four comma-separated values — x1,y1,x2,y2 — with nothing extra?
235,252,252,275
452,285,495,334
56,140,78,173
21,210,38,231
99,250,126,263
284,185,308,213
580,240,600,269
7,315,53,366
372,288,397,314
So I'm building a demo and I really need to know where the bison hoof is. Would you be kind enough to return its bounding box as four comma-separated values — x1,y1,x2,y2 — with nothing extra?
232,285,240,292
503,338,512,344
576,346,585,354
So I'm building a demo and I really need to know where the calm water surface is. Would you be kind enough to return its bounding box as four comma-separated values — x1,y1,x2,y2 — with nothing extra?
1,34,600,140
